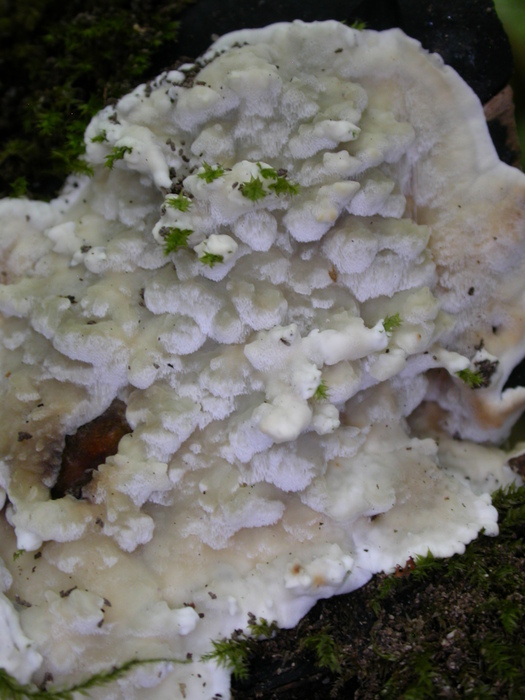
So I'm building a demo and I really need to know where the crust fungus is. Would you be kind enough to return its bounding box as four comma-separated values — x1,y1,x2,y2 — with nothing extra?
0,20,524,699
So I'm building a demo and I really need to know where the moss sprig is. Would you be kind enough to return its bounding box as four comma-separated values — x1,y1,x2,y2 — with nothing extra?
166,193,192,212
8,177,29,198
91,130,108,144
382,313,402,334
0,658,187,700
255,162,300,196
163,227,193,255
456,367,485,389
201,616,278,680
312,380,329,401
239,176,267,202
268,176,300,196
299,630,342,674
257,164,279,179
198,162,225,183
198,252,224,267
104,145,132,170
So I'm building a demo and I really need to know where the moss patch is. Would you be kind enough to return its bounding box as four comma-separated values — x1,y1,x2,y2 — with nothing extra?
0,0,194,199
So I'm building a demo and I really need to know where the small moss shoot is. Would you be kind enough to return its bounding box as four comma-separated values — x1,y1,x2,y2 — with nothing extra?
456,367,485,389
239,176,267,202
8,177,28,199
12,549,25,561
312,380,329,401
257,163,278,179
255,163,300,195
198,162,225,183
202,616,278,681
299,631,342,674
91,130,108,144
0,657,188,700
246,612,278,639
268,176,300,196
382,313,402,334
202,636,251,681
350,19,367,30
104,145,133,169
163,227,193,255
166,193,192,212
198,252,224,267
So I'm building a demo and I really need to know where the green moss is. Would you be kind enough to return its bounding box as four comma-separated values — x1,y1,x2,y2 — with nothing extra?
163,227,193,254
255,163,300,195
268,176,299,196
197,162,225,183
166,193,192,212
90,130,108,144
8,177,28,199
349,19,367,30
104,145,132,169
456,367,486,389
312,380,329,401
198,252,223,267
0,0,195,199
257,163,279,179
382,313,402,334
0,658,188,700
239,176,267,202
299,630,342,674
202,616,278,681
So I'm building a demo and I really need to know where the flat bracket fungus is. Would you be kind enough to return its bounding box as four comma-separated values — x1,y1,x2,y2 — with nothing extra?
0,19,524,699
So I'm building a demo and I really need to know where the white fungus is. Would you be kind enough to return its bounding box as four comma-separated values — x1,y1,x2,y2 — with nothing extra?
0,19,525,699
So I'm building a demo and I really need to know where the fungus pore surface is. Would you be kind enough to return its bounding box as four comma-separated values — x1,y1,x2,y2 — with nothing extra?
0,20,525,699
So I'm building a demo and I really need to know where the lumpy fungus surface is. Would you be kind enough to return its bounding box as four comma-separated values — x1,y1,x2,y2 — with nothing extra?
0,20,524,699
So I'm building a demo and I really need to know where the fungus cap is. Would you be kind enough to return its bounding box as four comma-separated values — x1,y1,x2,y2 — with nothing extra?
0,20,524,699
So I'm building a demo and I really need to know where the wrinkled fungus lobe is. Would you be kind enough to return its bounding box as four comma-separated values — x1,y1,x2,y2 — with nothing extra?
0,20,524,700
